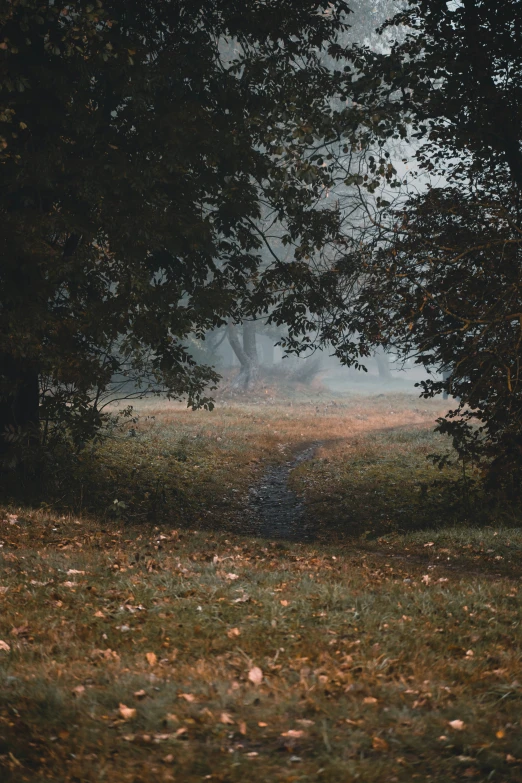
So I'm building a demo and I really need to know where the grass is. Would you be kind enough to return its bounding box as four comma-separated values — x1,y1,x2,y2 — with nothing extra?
1,391,521,782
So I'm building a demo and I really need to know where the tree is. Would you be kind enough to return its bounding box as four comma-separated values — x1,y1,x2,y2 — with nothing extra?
0,0,352,457
341,0,522,488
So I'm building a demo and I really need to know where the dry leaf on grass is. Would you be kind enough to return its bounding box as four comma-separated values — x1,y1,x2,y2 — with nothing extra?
248,666,263,685
134,689,147,699
145,651,157,666
219,712,235,724
179,693,196,702
363,696,378,704
372,736,389,751
281,730,305,738
94,610,105,618
0,640,10,652
449,720,465,731
72,685,85,697
238,720,247,735
119,703,137,720
227,627,241,638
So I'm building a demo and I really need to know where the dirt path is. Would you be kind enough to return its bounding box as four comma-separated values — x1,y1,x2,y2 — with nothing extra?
247,443,319,541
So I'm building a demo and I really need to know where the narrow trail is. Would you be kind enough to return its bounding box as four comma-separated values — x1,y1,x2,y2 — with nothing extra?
246,443,320,541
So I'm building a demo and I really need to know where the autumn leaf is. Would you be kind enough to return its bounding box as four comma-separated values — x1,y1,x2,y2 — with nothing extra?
281,729,305,738
280,599,289,606
145,651,157,666
119,703,137,720
363,696,378,704
372,736,389,751
238,720,247,735
134,689,147,699
219,712,235,724
179,693,196,702
449,720,465,731
248,666,263,685
72,685,85,697
0,640,10,652
227,627,241,638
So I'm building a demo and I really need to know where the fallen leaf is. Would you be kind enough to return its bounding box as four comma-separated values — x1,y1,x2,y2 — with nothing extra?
258,721,268,727
363,696,378,704
227,627,241,638
134,689,147,700
219,712,235,724
163,754,175,763
296,719,315,726
280,599,289,607
179,693,196,702
0,640,10,652
72,685,85,697
166,713,179,723
119,703,137,721
67,569,85,575
248,666,263,685
281,730,305,738
238,720,247,735
146,651,157,666
372,736,389,751
175,727,188,737
226,573,239,581
94,610,105,618
449,720,465,731
496,729,505,739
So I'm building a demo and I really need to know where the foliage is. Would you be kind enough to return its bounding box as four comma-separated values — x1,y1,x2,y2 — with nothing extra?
339,0,522,488
0,0,353,450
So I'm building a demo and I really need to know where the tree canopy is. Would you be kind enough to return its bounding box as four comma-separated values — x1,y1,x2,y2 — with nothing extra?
0,0,352,452
342,0,522,488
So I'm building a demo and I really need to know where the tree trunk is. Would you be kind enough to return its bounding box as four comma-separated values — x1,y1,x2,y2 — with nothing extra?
375,348,392,380
0,354,40,457
227,322,258,390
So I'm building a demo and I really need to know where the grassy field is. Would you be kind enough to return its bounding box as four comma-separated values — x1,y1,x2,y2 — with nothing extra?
1,391,522,782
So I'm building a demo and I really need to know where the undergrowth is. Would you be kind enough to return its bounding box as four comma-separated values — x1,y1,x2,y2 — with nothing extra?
0,393,521,781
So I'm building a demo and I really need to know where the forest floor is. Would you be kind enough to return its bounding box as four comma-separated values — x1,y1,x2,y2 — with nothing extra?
1,389,522,782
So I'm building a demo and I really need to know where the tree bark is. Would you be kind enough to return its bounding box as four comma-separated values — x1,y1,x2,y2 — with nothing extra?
0,354,40,457
227,322,259,390
375,348,392,380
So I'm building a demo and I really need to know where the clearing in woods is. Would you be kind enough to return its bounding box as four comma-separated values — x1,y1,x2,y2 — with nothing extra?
1,391,522,782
